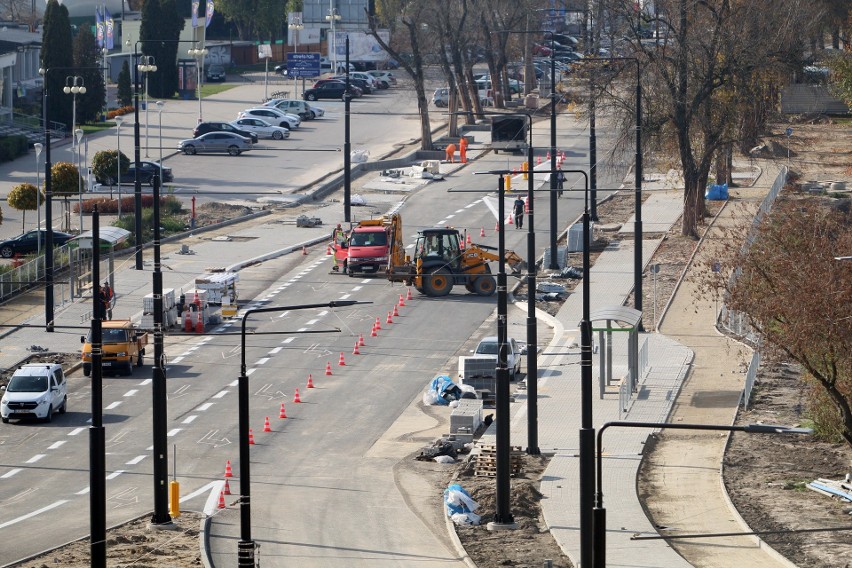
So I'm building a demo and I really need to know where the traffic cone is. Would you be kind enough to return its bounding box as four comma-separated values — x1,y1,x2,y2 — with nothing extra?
370,326,378,337
353,341,361,355
195,311,203,333
546,150,551,161
193,291,200,307
307,374,315,388
184,310,192,332
393,304,400,317
494,222,500,232
399,294,406,307
508,214,513,225
466,233,472,246
293,388,302,403
279,402,287,418
224,460,233,478
386,312,393,324
326,244,332,255
536,156,542,165
406,287,413,301
263,416,272,432
223,478,232,495
358,334,365,346
375,317,382,330
248,429,255,445
479,227,485,237
338,352,346,366
218,490,226,509
325,361,333,375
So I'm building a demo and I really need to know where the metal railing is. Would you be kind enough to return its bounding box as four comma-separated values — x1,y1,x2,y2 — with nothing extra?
742,350,761,409
0,242,73,302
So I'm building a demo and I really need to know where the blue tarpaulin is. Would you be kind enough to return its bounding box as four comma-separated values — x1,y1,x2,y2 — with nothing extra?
706,182,729,200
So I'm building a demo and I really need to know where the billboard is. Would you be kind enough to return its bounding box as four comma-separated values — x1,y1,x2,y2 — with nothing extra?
331,31,390,61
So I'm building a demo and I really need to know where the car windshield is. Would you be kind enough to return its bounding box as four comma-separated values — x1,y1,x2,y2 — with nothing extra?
350,232,387,247
7,375,48,392
475,341,499,355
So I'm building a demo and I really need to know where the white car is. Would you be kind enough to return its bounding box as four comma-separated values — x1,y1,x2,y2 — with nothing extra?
367,70,396,88
1,363,67,423
263,99,324,120
230,118,290,140
473,336,526,379
348,71,379,90
238,107,301,130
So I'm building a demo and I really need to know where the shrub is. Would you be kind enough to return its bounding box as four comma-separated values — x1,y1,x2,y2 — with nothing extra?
106,106,135,119
91,149,130,184
0,135,29,163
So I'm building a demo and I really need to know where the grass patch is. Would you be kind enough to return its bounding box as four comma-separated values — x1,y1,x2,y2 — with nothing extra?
81,122,118,135
201,83,238,97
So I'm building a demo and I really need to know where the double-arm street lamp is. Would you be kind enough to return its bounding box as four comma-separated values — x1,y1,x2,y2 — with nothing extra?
64,76,86,232
289,16,304,96
188,44,208,123
137,56,157,157
325,5,342,73
593,421,812,567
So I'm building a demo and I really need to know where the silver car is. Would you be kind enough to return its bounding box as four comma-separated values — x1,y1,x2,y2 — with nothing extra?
178,132,252,156
230,118,290,140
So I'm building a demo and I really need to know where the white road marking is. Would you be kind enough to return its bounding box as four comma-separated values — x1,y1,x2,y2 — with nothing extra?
361,279,370,284
229,380,239,386
446,214,455,218
278,311,290,318
197,402,214,411
106,401,122,410
170,357,184,364
306,319,318,325
126,455,147,465
455,209,465,213
268,347,282,354
76,487,90,495
317,310,328,316
68,427,85,436
212,390,229,399
0,500,68,529
351,286,362,291
138,378,152,386
25,454,45,464
124,389,138,397
339,294,351,299
282,337,294,344
246,369,256,376
465,203,476,208
182,415,198,424
1,468,22,479
255,358,270,365
202,481,226,515
106,470,125,480
297,327,307,332
167,429,181,437
47,441,66,450
180,480,219,503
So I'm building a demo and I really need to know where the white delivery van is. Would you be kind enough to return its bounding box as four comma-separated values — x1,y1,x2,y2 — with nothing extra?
1,363,67,423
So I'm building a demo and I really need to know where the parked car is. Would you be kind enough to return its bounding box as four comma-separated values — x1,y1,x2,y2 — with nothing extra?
263,98,320,120
230,118,290,140
474,336,526,379
97,160,173,186
178,132,253,156
319,56,354,74
1,363,67,423
432,86,492,108
312,78,361,96
0,229,74,258
367,70,396,88
193,121,258,144
205,64,226,82
331,75,372,94
473,76,524,94
238,107,301,130
273,63,288,76
348,71,379,90
303,80,356,101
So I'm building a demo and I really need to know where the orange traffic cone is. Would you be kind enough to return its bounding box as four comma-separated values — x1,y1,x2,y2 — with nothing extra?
399,294,406,307
494,222,500,232
223,478,232,495
193,290,201,307
224,460,233,478
536,156,542,165
302,246,308,256
307,374,315,388
546,151,551,160
338,352,346,366
374,317,382,330
293,388,302,403
406,287,413,301
358,334,365,346
279,402,287,418
184,310,192,332
263,416,272,432
466,233,472,246
370,326,378,337
479,227,486,237
326,244,332,255
195,311,203,333
218,490,226,509
392,304,400,317
353,341,361,355
325,361,333,375
508,214,513,225
386,312,393,324
248,429,255,445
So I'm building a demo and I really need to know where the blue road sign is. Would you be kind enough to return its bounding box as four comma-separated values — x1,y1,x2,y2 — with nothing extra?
287,52,321,79
785,127,793,137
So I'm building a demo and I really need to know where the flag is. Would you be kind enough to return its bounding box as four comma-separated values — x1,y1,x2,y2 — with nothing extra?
205,0,214,28
192,0,199,27
105,8,114,50
95,8,104,48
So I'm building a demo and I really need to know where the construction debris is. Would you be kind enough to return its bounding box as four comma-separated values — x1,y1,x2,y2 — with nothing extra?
295,215,323,228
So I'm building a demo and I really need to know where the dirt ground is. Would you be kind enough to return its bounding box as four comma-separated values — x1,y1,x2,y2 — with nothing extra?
9,122,852,567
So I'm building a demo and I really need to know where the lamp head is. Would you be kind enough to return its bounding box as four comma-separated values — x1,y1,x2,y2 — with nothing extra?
34,142,43,157
114,116,124,126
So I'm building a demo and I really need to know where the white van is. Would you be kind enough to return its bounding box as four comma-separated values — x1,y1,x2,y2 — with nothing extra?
1,363,67,423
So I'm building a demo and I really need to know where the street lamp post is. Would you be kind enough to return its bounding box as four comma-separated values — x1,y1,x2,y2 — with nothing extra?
289,17,304,97
137,56,157,158
114,116,123,217
75,128,84,233
325,4,341,74
64,76,85,232
34,142,43,254
156,101,164,183
592,421,812,567
236,300,363,566
188,45,208,123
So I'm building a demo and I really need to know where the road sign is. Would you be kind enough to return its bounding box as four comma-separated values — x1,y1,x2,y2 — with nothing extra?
785,127,793,137
287,52,321,79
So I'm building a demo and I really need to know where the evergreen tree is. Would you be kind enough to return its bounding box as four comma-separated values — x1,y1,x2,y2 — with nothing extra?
73,28,107,123
117,60,133,107
40,0,74,129
139,0,164,98
160,0,185,98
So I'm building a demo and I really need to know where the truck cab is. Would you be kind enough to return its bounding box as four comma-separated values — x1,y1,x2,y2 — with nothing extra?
81,320,148,376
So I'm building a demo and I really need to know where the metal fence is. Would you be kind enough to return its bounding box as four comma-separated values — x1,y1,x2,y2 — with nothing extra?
742,350,761,409
0,243,73,302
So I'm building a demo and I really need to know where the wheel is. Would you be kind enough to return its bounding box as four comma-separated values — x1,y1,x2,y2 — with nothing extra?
83,364,91,377
123,362,133,376
310,110,318,119
473,275,497,296
227,146,241,156
272,130,284,140
306,93,317,101
2,417,8,424
59,396,67,414
464,281,476,293
44,405,53,423
183,145,197,155
299,112,310,120
0,245,13,258
422,268,453,297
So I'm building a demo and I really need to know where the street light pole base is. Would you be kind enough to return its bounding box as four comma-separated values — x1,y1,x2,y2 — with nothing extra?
486,521,518,531
237,540,255,566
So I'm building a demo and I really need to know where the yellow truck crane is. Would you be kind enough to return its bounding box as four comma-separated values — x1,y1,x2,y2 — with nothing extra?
386,221,526,297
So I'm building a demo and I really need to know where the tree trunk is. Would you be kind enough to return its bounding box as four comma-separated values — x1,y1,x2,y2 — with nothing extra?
681,177,702,238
